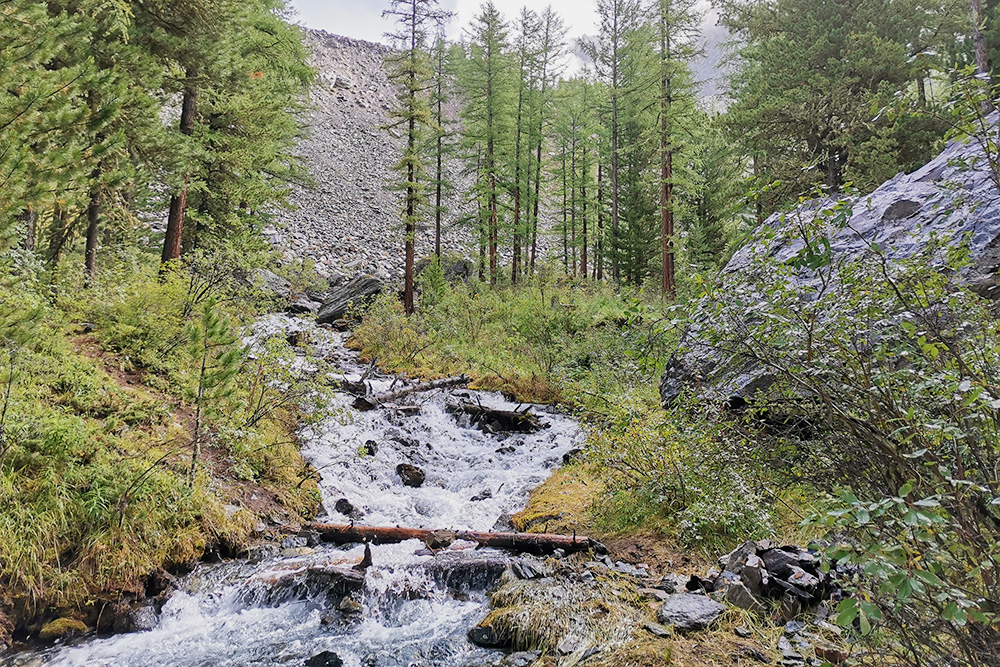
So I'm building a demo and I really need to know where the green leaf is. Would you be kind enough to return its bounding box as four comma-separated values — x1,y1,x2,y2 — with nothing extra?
836,599,859,627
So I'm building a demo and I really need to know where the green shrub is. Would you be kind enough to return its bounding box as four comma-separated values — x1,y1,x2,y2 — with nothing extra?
588,401,775,552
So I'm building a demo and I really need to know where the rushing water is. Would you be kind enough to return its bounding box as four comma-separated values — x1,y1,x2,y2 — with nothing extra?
7,317,582,667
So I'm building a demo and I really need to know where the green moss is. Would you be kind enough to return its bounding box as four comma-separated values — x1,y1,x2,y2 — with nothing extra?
39,618,89,640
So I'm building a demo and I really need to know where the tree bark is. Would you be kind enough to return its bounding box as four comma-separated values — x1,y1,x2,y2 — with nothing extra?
596,162,604,280
969,0,994,114
161,68,199,268
660,8,676,298
20,208,36,252
84,168,102,285
304,522,600,556
581,145,588,279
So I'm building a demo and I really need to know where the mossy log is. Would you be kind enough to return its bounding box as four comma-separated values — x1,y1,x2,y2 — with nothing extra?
303,522,600,555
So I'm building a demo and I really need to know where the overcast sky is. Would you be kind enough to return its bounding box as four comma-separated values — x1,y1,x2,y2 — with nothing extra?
286,0,601,48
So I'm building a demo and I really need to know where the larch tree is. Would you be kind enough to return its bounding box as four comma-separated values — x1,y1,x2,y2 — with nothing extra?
384,0,449,313
654,0,700,297
584,0,644,282
459,1,514,286
526,6,567,275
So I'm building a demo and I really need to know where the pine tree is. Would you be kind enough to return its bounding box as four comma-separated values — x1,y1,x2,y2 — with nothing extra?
185,297,243,487
721,0,933,208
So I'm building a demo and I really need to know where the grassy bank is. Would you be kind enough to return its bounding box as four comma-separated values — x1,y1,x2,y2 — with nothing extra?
0,249,323,644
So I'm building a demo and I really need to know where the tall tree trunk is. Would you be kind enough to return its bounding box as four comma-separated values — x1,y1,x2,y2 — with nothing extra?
596,162,604,280
570,137,577,277
403,17,418,316
477,149,486,282
47,204,67,265
404,115,416,315
970,0,994,114
581,146,588,279
529,31,552,277
84,168,102,285
161,68,199,268
512,64,525,285
916,75,927,108
20,208,36,252
561,150,569,274
660,9,676,298
611,92,620,283
434,43,445,260
752,154,764,226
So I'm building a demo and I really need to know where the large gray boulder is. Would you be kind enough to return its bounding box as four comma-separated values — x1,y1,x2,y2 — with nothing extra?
316,276,383,324
661,127,1000,407
656,594,725,632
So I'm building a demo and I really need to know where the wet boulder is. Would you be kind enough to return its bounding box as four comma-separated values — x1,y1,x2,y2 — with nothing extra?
656,594,725,632
468,624,510,649
111,604,159,634
39,617,89,641
396,463,426,487
250,565,365,606
306,651,344,667
316,276,383,324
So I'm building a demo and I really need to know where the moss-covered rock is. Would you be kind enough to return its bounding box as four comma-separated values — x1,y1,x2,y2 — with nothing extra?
39,617,89,641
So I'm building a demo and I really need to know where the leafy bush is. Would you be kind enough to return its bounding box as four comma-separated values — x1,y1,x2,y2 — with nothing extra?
690,204,1000,665
588,401,775,553
352,271,674,410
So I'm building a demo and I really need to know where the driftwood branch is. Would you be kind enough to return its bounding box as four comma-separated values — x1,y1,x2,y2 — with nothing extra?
303,522,602,556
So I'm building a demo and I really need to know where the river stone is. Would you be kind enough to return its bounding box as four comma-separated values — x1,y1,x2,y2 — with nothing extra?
306,651,344,667
396,463,425,487
316,276,383,324
111,604,159,634
468,624,508,648
656,594,726,632
425,529,455,550
334,498,356,516
39,617,89,641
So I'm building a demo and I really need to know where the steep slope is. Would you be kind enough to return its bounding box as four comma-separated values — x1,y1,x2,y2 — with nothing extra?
271,30,475,281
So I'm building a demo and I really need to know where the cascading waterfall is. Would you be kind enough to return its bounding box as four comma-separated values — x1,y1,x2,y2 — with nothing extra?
8,317,582,667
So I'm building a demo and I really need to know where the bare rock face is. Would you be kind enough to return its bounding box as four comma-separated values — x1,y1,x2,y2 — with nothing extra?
661,126,1000,406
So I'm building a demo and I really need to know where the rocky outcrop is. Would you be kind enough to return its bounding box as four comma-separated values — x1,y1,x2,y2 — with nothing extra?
661,128,1000,406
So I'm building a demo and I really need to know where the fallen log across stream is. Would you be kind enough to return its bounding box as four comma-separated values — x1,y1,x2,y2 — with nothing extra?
352,375,470,411
303,522,604,556
446,400,543,433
